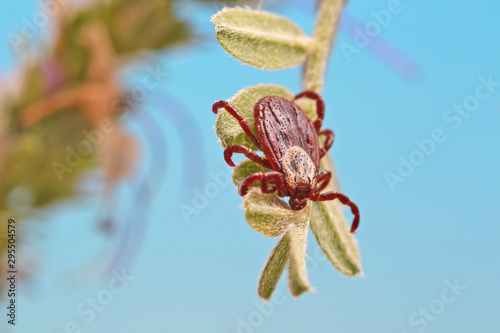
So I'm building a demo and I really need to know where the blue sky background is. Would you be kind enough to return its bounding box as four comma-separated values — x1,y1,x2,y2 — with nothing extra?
1,0,499,332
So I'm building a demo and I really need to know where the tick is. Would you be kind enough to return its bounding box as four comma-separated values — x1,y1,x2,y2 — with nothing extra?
212,91,360,233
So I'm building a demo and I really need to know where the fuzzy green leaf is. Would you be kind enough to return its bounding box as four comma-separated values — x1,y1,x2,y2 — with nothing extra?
215,84,294,150
258,233,289,300
257,206,312,300
243,188,311,237
309,155,363,276
211,8,313,70
287,222,311,297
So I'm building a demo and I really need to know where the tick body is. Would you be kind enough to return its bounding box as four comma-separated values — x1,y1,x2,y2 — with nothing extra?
212,91,360,233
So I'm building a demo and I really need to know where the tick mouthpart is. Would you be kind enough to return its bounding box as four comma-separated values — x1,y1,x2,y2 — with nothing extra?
296,182,309,189
289,197,307,210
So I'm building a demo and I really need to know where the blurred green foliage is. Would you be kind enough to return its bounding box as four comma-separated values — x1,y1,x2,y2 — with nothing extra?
0,0,252,293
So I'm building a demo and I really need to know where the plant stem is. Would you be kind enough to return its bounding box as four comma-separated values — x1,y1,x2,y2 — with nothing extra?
303,0,347,93
302,0,347,194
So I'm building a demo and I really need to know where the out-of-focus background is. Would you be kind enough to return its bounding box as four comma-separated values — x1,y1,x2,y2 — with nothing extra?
0,0,499,332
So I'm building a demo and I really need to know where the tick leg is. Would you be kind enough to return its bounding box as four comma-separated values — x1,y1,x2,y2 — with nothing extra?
315,170,331,193
261,172,287,197
224,144,272,169
311,191,360,233
318,129,335,159
294,91,325,131
241,171,286,197
212,100,261,149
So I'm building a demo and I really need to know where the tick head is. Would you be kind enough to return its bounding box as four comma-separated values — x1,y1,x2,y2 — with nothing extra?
282,146,317,210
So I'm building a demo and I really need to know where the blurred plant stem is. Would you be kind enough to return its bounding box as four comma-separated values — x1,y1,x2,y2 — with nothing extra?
302,0,348,194
303,0,347,93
